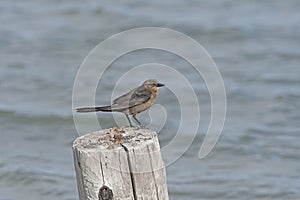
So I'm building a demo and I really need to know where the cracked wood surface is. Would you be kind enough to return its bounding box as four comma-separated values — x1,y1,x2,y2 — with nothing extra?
73,127,168,200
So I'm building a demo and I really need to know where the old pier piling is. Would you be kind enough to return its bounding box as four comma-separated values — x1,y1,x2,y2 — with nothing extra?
73,127,168,200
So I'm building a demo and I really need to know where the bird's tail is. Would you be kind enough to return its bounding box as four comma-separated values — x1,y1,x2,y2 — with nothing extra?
76,106,112,113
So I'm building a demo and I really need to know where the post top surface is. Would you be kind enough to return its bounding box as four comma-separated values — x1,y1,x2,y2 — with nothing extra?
73,127,157,151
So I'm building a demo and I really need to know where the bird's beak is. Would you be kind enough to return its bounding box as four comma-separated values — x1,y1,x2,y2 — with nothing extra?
156,83,165,87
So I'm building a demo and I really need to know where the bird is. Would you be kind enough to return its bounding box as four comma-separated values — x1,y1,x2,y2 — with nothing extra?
76,79,165,126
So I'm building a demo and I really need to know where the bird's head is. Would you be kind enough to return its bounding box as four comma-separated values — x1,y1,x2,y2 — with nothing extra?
142,79,165,92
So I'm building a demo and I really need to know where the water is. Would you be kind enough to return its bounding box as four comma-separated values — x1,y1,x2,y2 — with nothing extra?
1,0,300,199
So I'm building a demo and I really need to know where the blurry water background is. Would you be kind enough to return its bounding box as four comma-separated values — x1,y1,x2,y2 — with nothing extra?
1,0,300,199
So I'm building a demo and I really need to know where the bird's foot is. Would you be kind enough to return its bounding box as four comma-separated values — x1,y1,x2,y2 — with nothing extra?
136,124,146,129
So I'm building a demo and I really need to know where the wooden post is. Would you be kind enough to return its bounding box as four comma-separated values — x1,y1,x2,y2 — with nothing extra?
73,127,168,200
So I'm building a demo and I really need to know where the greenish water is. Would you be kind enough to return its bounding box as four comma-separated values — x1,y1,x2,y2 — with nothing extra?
1,0,300,199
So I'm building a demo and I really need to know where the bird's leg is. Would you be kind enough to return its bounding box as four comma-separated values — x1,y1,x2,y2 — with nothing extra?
125,114,133,127
132,114,141,126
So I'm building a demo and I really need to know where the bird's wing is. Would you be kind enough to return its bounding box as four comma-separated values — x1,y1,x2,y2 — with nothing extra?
111,86,151,110
128,87,151,107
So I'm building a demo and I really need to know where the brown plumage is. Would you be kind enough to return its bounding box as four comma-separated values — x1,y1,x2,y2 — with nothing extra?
76,79,164,126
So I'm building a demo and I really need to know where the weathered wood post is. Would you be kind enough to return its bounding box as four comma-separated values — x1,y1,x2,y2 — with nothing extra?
73,127,168,200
